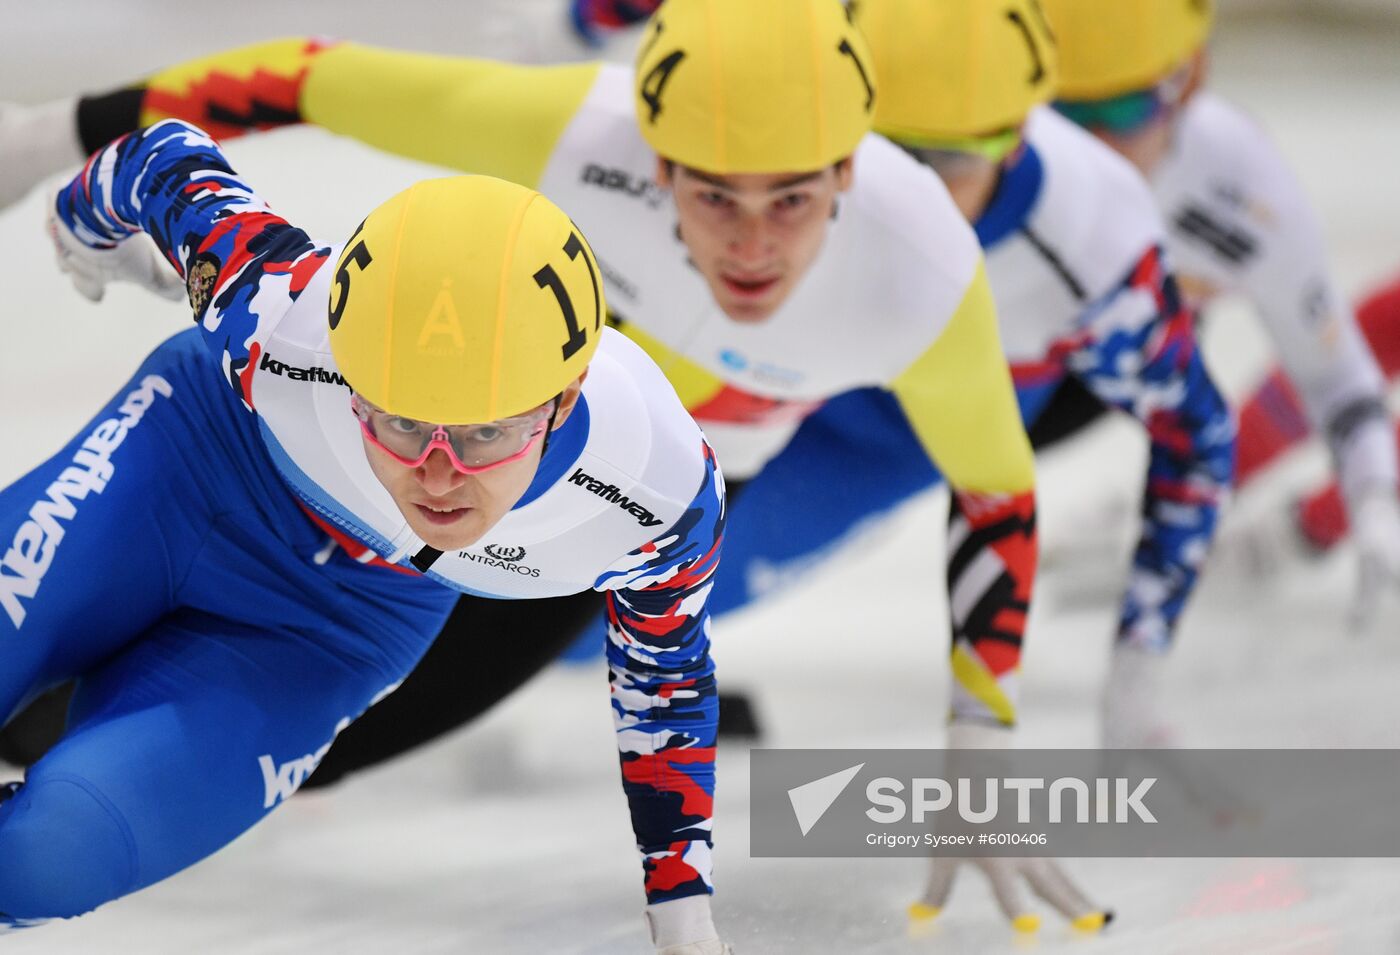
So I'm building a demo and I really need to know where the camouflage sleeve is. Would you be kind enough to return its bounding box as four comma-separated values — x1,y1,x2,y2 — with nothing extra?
1062,245,1235,648
55,119,329,411
595,442,725,905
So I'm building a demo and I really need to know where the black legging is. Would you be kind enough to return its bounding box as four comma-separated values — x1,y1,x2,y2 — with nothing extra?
1026,376,1110,449
305,587,607,787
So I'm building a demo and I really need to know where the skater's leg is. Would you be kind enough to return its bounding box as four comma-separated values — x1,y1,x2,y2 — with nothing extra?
0,334,218,725
0,402,455,922
1355,271,1400,377
1285,277,1400,549
0,611,422,920
1232,271,1400,510
1235,369,1312,487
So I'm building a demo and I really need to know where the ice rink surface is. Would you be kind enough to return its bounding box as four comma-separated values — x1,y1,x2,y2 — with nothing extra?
2,2,1400,952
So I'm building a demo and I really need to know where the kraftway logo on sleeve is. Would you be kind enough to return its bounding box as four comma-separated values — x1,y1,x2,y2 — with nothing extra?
259,350,351,388
567,468,664,527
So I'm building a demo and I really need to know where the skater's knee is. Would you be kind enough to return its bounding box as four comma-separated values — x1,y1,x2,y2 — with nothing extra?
0,775,136,919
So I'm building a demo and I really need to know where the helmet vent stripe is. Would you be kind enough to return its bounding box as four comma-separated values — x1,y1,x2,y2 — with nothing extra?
384,182,415,407
704,0,727,172
491,190,535,422
807,3,828,165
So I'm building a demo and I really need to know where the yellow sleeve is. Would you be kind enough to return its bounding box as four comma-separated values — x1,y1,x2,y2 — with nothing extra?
889,261,1034,495
302,44,601,188
136,39,597,188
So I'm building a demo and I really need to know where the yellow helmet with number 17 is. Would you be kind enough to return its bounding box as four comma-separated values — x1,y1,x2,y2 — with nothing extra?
851,0,1058,147
633,0,877,174
327,175,605,424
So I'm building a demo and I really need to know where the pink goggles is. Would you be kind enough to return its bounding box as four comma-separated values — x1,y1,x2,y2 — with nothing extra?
352,394,554,474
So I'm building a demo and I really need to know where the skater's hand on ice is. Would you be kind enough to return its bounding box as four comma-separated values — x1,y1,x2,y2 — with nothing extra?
48,203,185,304
910,856,1112,934
1349,488,1400,633
0,99,84,212
647,895,732,955
916,722,1111,934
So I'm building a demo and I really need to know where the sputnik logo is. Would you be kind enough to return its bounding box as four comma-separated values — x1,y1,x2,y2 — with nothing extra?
787,763,864,837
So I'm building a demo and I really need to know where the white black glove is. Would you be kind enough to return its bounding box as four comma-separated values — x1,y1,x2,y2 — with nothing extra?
1,98,85,212
1100,643,1254,825
911,856,1111,934
655,942,732,955
1100,642,1175,750
48,202,186,304
646,895,732,955
910,723,1111,935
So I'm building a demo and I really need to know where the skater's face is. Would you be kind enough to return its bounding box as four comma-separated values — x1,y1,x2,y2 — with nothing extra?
1056,51,1207,179
659,158,855,323
362,374,587,550
1092,118,1176,178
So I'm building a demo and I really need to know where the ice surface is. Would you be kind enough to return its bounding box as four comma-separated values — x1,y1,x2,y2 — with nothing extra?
2,3,1400,953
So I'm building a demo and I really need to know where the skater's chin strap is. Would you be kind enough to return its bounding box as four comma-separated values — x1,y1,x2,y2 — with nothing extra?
410,546,442,572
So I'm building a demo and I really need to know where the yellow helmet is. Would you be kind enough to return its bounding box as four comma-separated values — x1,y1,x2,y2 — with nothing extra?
327,176,604,423
1042,0,1213,100
852,0,1057,147
634,0,877,174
